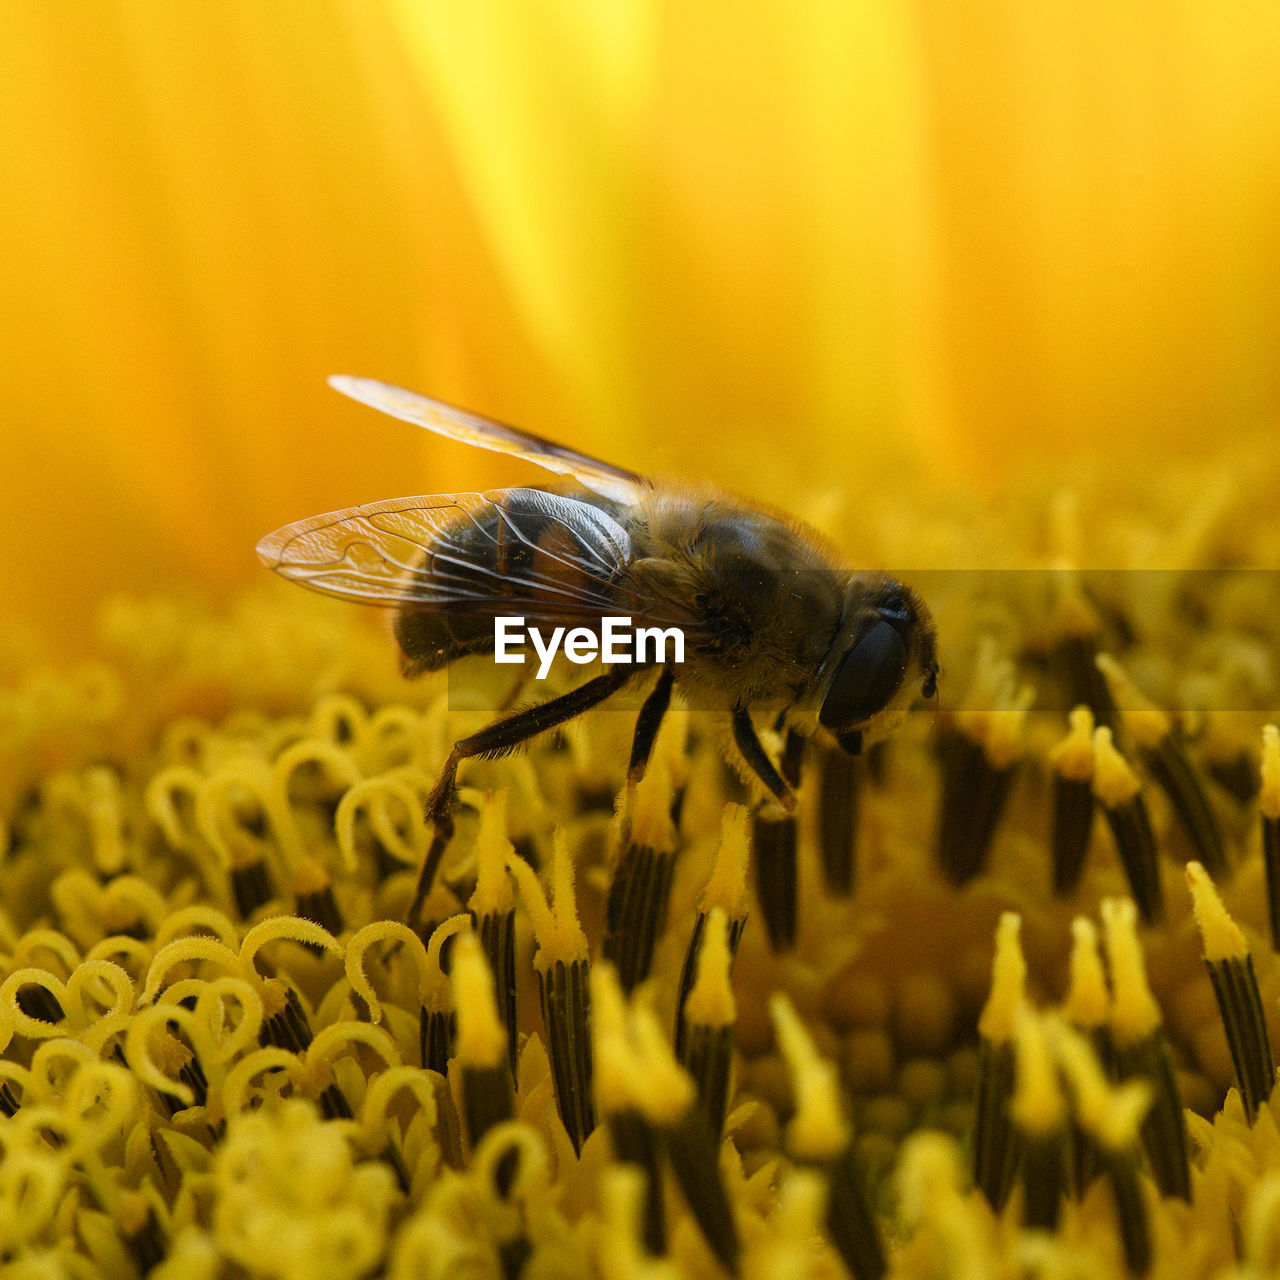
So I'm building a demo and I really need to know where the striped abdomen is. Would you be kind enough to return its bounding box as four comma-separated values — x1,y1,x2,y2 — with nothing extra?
394,487,632,676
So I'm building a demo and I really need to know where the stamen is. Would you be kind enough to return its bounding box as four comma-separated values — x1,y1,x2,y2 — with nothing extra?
935,647,1032,886
507,831,595,1154
257,981,314,1055
1203,713,1259,805
1053,1022,1154,1275
291,856,345,943
1048,572,1118,729
1065,917,1109,1041
972,912,1025,1212
772,993,885,1280
450,932,514,1155
598,1167,662,1275
1011,1009,1067,1230
675,804,750,1059
633,1007,739,1277
605,761,678,992
1261,725,1280,950
1097,654,1226,876
120,1194,167,1276
1092,729,1163,924
679,906,736,1139
752,806,798,952
595,963,739,1275
1047,707,1096,896
421,915,470,1075
592,964,665,1257
230,859,276,920
603,1112,666,1258
1100,898,1190,1199
817,744,862,896
468,791,519,1075
1064,916,1110,1194
758,1170,829,1278
897,1132,994,1274
1186,861,1276,1122
752,729,804,951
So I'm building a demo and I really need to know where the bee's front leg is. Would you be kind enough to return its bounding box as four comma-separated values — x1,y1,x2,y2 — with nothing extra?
730,707,799,812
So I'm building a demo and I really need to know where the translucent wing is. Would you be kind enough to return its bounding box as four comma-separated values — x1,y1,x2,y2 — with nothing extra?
329,376,649,504
256,487,681,624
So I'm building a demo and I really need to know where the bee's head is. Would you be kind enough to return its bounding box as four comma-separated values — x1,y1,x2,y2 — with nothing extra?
818,577,938,754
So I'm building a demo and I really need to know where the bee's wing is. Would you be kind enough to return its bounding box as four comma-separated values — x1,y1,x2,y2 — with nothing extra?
257,488,675,623
329,376,648,504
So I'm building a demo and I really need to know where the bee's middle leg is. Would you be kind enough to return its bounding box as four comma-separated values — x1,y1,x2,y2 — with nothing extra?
731,707,798,812
406,664,640,929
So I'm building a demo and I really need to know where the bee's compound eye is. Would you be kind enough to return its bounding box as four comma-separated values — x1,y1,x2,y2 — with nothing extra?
819,620,908,732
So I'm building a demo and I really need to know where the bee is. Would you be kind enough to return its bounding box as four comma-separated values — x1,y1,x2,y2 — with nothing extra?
258,378,938,922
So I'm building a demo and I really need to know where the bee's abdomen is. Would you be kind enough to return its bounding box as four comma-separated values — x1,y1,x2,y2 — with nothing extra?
394,488,630,677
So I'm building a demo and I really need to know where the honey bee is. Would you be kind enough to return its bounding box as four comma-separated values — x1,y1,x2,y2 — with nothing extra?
258,378,938,921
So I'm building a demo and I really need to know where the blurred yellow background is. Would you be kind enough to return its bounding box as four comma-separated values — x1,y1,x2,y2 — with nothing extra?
2,2,1279,655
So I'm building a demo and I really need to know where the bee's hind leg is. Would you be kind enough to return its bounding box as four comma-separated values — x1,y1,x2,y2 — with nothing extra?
406,664,640,931
730,707,798,812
